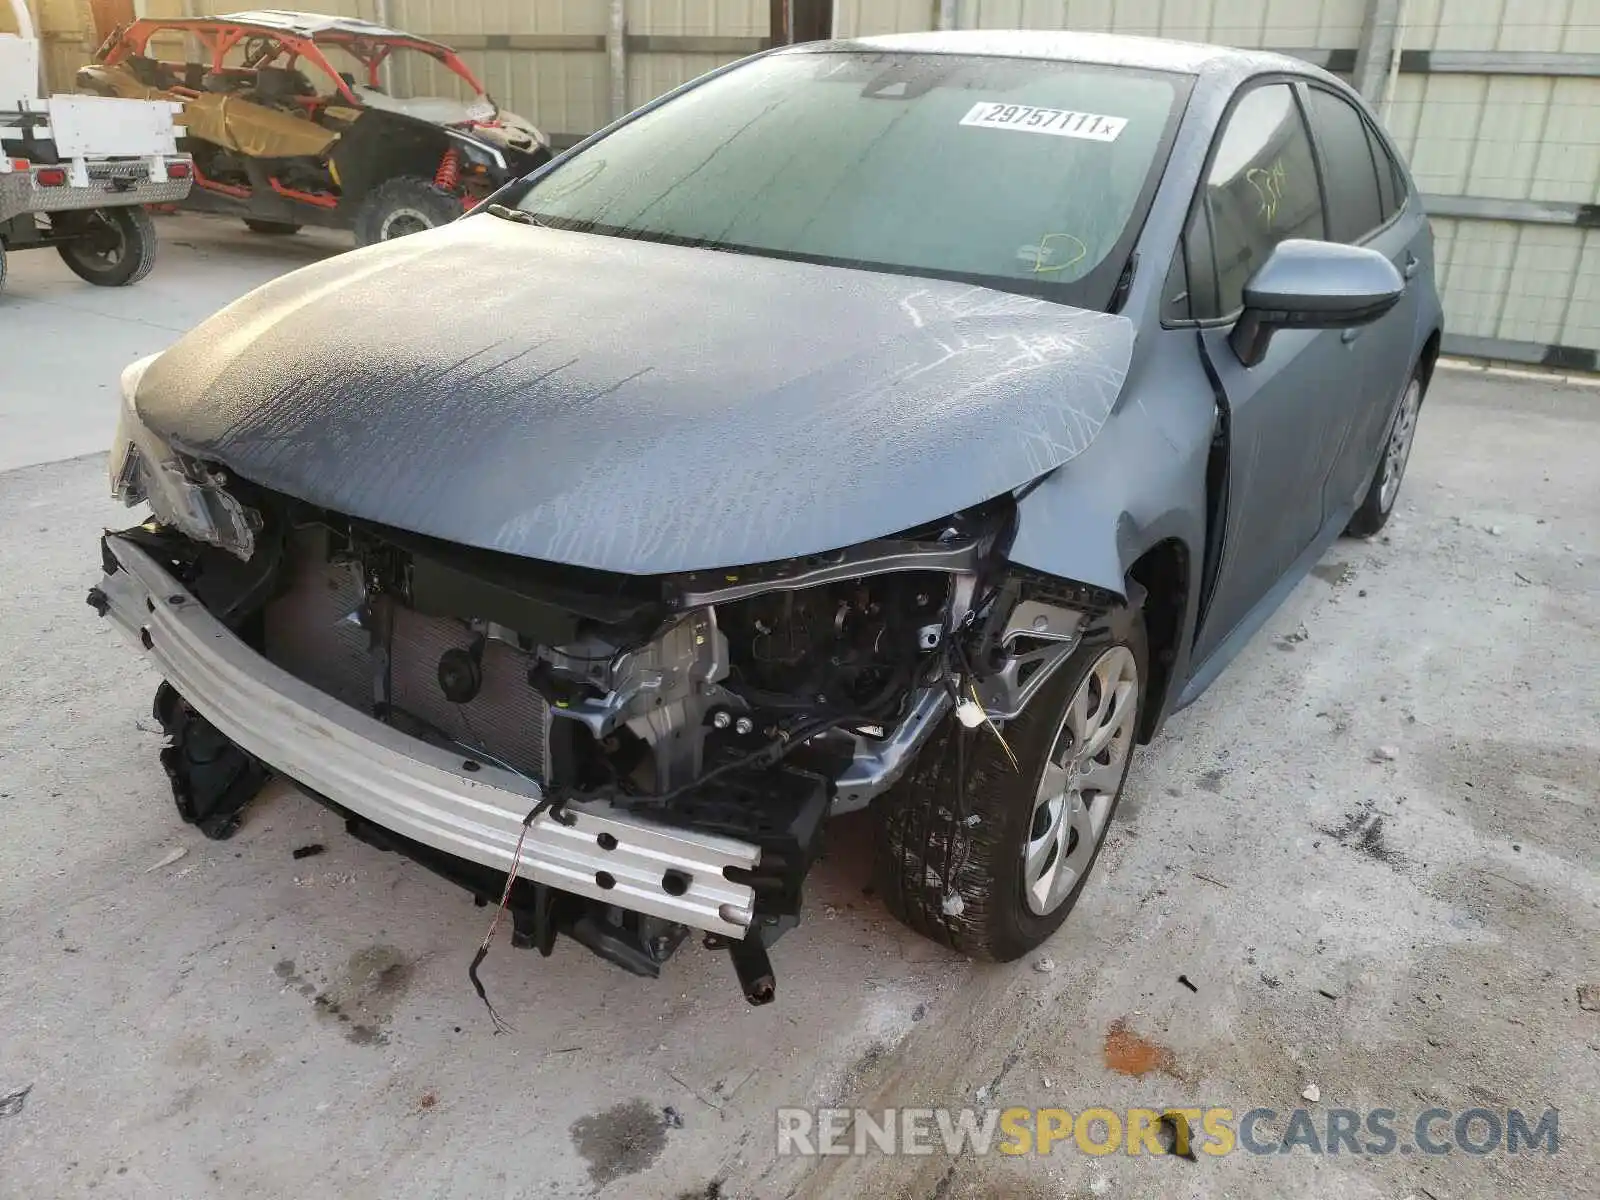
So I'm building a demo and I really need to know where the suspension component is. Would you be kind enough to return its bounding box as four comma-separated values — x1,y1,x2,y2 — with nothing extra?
433,147,462,192
727,935,776,1005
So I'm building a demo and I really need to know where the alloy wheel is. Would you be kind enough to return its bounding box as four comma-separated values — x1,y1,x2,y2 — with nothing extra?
1379,377,1423,512
380,208,433,240
1021,644,1139,916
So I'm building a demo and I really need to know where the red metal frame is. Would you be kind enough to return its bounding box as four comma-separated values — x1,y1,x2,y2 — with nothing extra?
189,159,250,199
268,178,338,209
191,160,342,212
99,18,488,107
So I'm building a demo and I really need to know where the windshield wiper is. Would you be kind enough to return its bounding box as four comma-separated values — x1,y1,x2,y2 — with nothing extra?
485,202,547,227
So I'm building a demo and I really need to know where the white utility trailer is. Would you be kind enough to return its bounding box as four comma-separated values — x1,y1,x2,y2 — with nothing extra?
1,0,192,291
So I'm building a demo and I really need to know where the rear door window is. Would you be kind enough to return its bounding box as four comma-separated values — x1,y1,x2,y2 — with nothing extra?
1187,82,1325,320
1304,86,1385,243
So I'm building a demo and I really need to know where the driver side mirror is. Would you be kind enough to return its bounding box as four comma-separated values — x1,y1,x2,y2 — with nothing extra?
1229,239,1405,368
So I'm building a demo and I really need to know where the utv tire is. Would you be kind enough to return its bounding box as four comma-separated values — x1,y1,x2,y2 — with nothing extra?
243,218,302,236
875,607,1147,961
1346,367,1426,538
56,206,158,287
353,176,461,246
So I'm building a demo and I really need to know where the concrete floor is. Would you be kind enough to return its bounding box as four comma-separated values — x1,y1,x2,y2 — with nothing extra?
1,215,1597,1199
0,214,350,474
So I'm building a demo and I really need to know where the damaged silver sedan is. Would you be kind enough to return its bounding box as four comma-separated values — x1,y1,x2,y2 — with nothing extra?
90,32,1440,1003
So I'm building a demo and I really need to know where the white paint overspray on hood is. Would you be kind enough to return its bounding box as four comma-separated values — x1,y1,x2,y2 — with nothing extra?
134,215,1133,574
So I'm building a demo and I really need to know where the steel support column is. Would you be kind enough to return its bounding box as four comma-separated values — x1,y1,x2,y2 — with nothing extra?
607,0,628,123
1352,0,1405,104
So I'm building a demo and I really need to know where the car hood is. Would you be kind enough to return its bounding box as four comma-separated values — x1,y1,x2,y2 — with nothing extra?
348,87,547,149
134,216,1134,575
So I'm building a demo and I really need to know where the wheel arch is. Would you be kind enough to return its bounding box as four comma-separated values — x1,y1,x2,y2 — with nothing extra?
1418,326,1442,389
1006,430,1209,744
1124,537,1191,743
330,110,456,205
999,529,1197,746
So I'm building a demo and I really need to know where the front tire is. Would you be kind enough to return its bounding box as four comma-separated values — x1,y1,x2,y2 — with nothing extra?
353,176,461,247
874,607,1146,961
55,206,158,287
1346,368,1425,538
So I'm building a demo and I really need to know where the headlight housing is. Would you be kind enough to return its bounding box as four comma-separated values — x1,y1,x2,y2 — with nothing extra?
446,130,506,172
108,354,160,505
111,354,258,561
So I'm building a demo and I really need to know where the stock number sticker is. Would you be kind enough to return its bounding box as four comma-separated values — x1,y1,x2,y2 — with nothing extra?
959,101,1127,142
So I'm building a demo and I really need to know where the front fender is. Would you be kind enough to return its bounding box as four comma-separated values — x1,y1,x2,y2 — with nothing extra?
1005,396,1211,738
1007,467,1130,598
1006,396,1206,599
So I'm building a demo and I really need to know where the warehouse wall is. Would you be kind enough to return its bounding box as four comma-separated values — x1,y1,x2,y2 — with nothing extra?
624,0,767,110
1382,2,1600,366
8,0,98,92
831,0,928,36
835,0,1370,46
386,1,611,137
384,1,770,137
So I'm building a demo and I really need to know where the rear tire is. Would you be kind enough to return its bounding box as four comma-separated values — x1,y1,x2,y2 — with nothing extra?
874,606,1146,961
0,245,8,294
243,218,302,236
1346,367,1426,538
55,206,158,287
353,176,461,247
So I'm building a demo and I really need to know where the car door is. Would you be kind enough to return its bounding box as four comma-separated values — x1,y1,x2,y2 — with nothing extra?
1300,82,1426,520
1178,81,1358,666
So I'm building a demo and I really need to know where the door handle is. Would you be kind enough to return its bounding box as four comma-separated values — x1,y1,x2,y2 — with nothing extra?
1341,327,1363,344
1402,253,1420,280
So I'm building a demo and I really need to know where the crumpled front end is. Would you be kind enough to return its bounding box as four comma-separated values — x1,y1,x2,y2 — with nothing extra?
96,357,1116,1004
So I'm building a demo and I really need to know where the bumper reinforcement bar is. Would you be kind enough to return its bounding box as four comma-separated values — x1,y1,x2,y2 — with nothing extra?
93,534,760,938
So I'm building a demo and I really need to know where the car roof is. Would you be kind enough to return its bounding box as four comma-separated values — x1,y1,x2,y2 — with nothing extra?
824,29,1319,83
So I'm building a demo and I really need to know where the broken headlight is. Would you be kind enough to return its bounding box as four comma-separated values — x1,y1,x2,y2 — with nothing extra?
110,353,258,561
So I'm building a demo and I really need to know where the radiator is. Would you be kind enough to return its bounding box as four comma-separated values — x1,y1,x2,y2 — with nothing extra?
261,532,552,782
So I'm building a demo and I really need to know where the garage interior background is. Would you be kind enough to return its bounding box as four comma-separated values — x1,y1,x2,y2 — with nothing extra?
8,0,1597,372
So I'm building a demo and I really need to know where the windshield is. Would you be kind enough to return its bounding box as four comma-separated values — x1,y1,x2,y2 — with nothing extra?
509,50,1190,306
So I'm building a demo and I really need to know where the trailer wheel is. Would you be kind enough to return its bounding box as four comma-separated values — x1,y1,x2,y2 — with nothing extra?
0,245,8,295
243,218,302,236
56,207,158,287
353,176,461,246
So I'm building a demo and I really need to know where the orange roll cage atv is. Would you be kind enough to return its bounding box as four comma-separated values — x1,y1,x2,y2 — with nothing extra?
84,12,552,244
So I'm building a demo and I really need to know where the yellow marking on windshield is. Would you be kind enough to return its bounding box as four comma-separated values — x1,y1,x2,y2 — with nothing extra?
1029,232,1089,275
